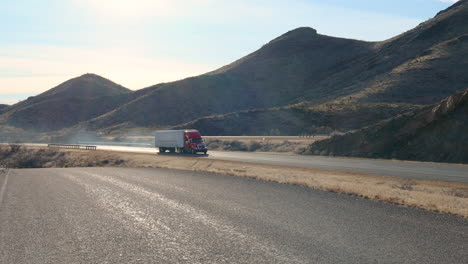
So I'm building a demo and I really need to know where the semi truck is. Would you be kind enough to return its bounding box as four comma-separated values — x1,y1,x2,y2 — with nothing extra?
155,129,208,154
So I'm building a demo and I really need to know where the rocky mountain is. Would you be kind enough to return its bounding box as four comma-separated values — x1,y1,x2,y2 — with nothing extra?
1,1,467,136
82,0,468,132
328,0,468,105
0,104,9,114
82,28,375,131
173,103,422,136
37,73,129,100
304,89,468,163
0,74,132,131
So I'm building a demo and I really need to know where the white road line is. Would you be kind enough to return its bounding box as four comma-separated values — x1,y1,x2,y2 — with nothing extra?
0,169,10,206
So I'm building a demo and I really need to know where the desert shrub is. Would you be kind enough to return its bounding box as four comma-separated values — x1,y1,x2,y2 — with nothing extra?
205,139,307,153
0,146,129,168
0,146,66,168
227,140,248,151
114,159,125,165
260,143,273,152
205,139,249,151
13,153,42,168
205,139,221,150
9,144,22,154
0,146,8,158
0,144,23,159
248,142,263,151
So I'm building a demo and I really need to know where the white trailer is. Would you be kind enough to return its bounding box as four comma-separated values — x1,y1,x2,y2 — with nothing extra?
154,130,185,153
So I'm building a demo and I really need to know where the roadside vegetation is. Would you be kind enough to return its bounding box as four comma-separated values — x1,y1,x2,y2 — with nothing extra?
203,136,329,153
2,145,467,217
0,144,125,168
205,139,308,153
138,154,468,218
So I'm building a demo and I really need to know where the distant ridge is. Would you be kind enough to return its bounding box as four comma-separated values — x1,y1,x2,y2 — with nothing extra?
0,104,9,114
1,1,467,139
81,1,468,132
0,74,132,131
37,73,130,99
172,103,422,136
83,28,375,131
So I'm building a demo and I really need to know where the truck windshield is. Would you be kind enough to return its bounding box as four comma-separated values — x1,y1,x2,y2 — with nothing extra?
191,138,203,143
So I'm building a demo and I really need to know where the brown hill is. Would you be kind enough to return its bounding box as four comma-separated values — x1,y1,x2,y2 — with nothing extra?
39,73,129,99
304,89,468,163
325,0,468,105
2,1,467,136
0,74,132,131
83,28,374,130
0,104,9,114
81,1,468,132
172,103,422,136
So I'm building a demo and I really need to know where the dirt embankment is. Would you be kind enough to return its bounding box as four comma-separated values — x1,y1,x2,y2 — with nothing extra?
1,145,467,217
0,145,125,168
205,139,310,153
203,136,329,153
305,90,468,163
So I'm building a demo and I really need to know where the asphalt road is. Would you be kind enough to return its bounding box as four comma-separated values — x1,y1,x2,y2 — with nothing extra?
0,167,466,263
6,143,468,183
92,145,468,184
207,151,468,184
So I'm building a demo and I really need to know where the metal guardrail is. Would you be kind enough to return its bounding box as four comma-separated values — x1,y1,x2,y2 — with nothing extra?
78,141,152,147
298,134,332,138
48,144,97,150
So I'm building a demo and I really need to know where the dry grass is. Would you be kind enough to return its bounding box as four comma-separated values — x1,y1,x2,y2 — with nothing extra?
4,146,468,217
205,137,327,153
126,154,467,217
204,136,328,142
0,145,125,168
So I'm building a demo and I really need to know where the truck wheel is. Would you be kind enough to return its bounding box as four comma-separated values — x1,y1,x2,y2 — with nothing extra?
204,151,207,155
159,147,164,153
191,149,195,154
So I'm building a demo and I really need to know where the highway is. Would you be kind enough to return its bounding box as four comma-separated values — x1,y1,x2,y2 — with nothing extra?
6,143,468,183
1,167,466,263
93,145,468,184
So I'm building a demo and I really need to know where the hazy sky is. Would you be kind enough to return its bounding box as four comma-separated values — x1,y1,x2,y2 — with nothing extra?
0,0,458,104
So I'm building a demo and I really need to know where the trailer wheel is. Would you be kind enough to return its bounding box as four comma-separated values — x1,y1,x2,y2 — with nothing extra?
203,151,207,155
159,147,164,153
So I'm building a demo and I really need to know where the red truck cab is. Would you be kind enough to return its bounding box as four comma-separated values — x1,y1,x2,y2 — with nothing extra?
184,130,208,154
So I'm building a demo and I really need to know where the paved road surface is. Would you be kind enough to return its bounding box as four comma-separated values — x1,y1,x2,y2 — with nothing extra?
207,151,468,183
93,145,468,184
6,143,468,183
0,167,466,263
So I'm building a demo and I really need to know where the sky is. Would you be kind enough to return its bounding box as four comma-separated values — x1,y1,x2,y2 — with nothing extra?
0,0,458,104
